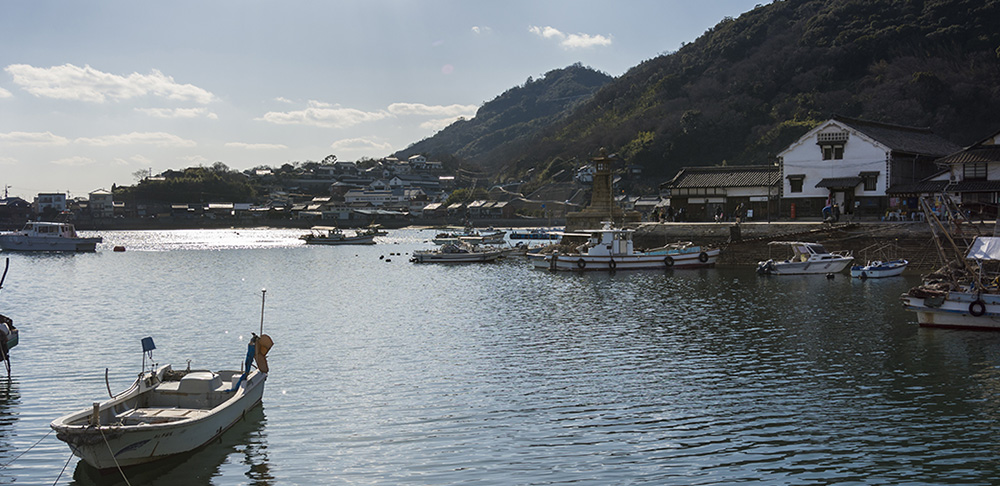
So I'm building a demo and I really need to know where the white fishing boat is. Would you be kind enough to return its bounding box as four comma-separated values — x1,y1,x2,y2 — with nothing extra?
52,292,274,471
851,259,909,279
0,221,102,252
530,222,720,271
509,228,562,241
756,241,853,275
411,242,504,263
432,227,506,245
300,226,376,245
902,236,1000,331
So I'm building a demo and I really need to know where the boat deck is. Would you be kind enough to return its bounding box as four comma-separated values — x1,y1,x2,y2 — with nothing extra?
117,407,212,425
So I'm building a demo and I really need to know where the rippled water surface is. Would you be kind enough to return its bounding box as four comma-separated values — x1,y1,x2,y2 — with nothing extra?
2,228,1000,485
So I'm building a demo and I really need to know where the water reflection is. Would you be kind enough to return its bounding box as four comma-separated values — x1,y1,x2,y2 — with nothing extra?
68,406,270,486
0,378,21,465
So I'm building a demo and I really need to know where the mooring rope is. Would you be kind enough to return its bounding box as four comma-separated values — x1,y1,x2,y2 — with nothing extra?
99,427,131,486
51,453,73,485
0,428,53,468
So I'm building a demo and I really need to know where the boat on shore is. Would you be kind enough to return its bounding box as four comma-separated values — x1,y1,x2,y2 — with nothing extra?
530,222,720,271
851,259,909,278
411,242,504,263
756,241,853,275
300,226,376,245
0,221,102,252
51,332,273,471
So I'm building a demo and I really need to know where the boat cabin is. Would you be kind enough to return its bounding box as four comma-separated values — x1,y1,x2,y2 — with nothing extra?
575,222,635,257
18,222,80,238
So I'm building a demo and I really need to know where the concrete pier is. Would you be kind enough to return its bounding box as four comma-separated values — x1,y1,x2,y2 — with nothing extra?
632,220,979,270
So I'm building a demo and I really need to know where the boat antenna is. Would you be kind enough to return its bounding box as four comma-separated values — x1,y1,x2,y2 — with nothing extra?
259,288,267,335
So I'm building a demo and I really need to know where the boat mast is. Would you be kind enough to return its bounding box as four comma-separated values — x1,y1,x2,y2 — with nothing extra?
259,288,267,335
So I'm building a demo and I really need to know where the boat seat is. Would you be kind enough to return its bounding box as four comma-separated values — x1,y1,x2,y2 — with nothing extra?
116,407,211,425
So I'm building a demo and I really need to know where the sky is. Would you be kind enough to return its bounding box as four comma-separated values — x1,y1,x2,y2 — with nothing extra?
0,0,766,200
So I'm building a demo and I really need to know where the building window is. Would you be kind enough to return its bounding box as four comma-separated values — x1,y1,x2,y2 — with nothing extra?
821,144,844,160
787,175,805,193
964,163,987,180
861,172,878,191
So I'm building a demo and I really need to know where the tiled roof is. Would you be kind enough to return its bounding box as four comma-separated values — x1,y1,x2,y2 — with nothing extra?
834,116,961,156
815,177,862,188
935,145,1000,165
664,165,779,189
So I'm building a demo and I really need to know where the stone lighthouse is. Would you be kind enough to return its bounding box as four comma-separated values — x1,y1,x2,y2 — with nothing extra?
565,148,640,231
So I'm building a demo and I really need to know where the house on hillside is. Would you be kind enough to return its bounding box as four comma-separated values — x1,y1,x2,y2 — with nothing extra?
661,165,780,222
88,189,114,218
891,128,1000,219
778,116,960,219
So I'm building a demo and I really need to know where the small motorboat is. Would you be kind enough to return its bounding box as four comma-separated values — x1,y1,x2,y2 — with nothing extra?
756,241,853,275
411,242,504,263
300,226,376,245
51,292,274,470
0,221,102,252
851,259,908,279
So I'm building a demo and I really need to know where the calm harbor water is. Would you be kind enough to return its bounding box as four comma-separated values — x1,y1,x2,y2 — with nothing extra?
2,228,1000,485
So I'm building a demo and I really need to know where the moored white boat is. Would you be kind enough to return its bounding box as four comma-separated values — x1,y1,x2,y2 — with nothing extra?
300,226,376,245
51,321,273,470
0,222,102,252
756,241,853,275
851,259,908,279
902,236,1000,331
509,228,562,241
432,227,506,245
411,242,504,263
530,222,720,271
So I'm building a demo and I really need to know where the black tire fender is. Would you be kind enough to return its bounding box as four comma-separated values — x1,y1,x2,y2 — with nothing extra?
970,299,987,317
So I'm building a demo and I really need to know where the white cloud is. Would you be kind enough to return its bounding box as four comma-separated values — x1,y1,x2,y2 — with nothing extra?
471,26,492,35
330,138,393,152
387,102,477,117
111,154,153,166
136,107,215,119
75,132,197,148
257,100,390,129
0,131,71,146
274,97,293,104
225,142,288,150
52,156,96,166
5,63,216,104
182,155,211,164
529,25,612,49
0,156,17,165
0,87,11,99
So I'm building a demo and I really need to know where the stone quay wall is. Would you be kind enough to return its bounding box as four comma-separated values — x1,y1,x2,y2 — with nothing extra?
631,221,977,270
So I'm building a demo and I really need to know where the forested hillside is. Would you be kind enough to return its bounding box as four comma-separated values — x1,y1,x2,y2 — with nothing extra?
404,0,1000,187
393,64,612,167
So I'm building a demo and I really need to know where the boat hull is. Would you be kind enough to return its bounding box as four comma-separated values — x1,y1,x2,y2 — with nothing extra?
850,260,908,278
303,235,375,245
902,291,1000,331
757,258,853,275
0,235,101,252
412,250,503,263
52,369,266,470
531,249,720,271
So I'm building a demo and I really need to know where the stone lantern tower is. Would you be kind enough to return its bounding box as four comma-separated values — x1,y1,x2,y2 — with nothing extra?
565,148,640,231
